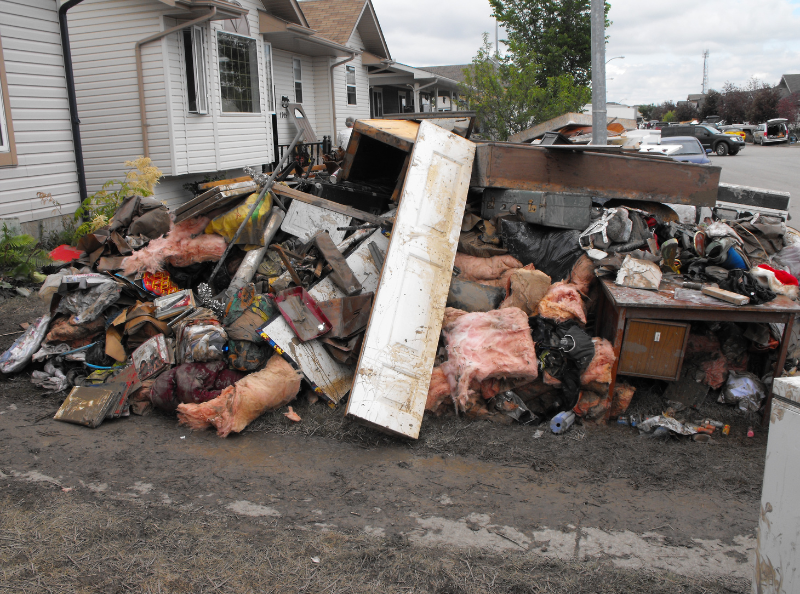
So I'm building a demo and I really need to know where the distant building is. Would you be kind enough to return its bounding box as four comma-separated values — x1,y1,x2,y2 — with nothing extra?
776,74,800,103
686,93,707,109
582,102,640,121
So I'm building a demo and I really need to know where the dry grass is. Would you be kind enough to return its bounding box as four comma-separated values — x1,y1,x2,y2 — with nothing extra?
0,481,749,594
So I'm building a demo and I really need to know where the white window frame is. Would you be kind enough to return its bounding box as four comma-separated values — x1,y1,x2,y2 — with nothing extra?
293,57,303,104
346,64,357,106
216,30,261,114
263,41,276,114
183,25,208,115
0,77,9,153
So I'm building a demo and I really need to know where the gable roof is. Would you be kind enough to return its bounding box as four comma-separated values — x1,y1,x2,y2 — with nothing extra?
418,65,471,84
259,0,309,26
299,0,389,58
780,74,800,93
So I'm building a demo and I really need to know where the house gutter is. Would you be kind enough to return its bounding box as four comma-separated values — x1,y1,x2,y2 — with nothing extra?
135,6,217,158
329,53,356,140
58,0,88,202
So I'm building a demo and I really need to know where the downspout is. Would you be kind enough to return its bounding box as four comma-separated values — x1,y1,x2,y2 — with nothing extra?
329,53,356,140
58,0,88,201
135,6,217,158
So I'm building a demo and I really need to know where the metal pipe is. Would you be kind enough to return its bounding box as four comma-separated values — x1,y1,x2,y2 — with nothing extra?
135,6,217,158
58,0,88,202
329,53,356,139
223,206,285,299
591,0,607,145
208,123,304,285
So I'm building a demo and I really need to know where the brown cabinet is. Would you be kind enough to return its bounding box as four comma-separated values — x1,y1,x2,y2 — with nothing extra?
617,319,690,381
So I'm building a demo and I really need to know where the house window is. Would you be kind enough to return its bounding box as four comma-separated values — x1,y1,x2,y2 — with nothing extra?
217,32,260,113
0,34,16,167
263,42,275,113
346,65,356,105
293,58,303,103
182,26,208,114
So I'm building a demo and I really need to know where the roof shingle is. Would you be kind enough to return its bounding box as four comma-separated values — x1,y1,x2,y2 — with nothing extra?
299,0,365,46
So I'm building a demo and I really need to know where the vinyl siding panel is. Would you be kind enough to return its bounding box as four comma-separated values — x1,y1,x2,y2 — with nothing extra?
311,55,333,139
70,0,172,194
272,49,324,146
0,0,81,223
331,29,370,135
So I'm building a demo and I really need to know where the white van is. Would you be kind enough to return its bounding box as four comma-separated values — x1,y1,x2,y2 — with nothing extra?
754,118,789,145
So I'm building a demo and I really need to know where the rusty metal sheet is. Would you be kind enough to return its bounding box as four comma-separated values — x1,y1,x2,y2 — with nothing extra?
317,292,374,339
471,142,721,207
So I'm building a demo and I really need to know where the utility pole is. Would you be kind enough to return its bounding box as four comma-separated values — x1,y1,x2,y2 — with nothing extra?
591,0,606,145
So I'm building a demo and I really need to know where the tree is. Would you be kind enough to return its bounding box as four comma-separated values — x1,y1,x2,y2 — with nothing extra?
638,104,656,121
747,85,780,123
700,89,721,120
650,101,676,121
461,35,591,140
662,110,676,123
674,102,699,122
489,0,610,87
720,81,748,123
777,93,800,129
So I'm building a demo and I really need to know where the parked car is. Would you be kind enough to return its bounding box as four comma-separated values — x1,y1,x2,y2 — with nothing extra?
661,124,745,156
754,118,790,145
639,136,711,165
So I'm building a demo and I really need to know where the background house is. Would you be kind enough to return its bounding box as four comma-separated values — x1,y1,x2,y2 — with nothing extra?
0,0,81,235
777,74,800,104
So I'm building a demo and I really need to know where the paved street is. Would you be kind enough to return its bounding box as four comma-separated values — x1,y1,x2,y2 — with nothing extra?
710,143,800,223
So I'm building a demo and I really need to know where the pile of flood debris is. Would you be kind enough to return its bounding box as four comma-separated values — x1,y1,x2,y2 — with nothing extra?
1,112,799,442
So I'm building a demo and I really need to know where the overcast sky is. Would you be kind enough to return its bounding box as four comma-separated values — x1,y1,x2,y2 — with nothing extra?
374,0,800,106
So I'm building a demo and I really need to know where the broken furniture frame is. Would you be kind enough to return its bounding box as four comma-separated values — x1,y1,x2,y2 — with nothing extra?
380,111,477,140
596,278,800,427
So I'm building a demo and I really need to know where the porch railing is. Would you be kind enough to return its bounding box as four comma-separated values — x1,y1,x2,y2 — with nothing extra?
274,137,332,170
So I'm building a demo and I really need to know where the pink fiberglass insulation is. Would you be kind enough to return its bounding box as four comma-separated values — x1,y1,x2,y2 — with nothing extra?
121,216,228,275
567,254,596,295
439,307,538,413
176,355,301,437
537,282,587,324
580,338,615,385
426,366,453,415
453,253,523,282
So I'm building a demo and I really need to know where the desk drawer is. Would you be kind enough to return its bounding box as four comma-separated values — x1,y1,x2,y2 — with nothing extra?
618,319,690,381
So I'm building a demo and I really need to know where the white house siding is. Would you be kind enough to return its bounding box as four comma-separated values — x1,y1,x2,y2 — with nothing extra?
272,49,323,146
69,0,172,195
0,0,81,224
311,55,332,140
331,28,370,137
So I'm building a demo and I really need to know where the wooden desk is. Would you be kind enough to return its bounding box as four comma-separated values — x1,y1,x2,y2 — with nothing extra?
597,277,800,425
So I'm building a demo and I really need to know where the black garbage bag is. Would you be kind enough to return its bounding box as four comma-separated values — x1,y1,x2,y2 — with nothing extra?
720,269,776,305
498,219,583,281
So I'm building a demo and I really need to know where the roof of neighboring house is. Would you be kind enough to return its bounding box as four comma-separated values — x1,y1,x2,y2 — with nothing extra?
260,0,309,26
687,93,707,101
418,65,472,84
780,74,800,93
299,0,390,58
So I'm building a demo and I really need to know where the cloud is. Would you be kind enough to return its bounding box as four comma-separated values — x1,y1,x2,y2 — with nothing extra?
372,0,800,104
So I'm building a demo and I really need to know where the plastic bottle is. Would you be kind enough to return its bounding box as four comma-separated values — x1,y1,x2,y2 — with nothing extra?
550,411,575,434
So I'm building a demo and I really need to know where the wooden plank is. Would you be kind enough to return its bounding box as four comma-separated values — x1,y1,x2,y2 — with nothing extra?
353,119,420,151
172,181,257,219
471,142,721,207
197,175,252,191
346,121,476,439
272,184,390,227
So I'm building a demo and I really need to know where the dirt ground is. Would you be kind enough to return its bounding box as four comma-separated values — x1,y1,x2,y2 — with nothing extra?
0,295,765,593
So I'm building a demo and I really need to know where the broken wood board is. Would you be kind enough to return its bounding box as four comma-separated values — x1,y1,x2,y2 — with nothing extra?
346,121,477,439
341,119,420,183
173,181,257,223
272,184,389,227
280,200,351,244
261,229,389,404
471,143,721,207
197,175,252,191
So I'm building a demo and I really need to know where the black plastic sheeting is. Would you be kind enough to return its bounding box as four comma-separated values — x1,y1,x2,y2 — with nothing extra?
498,219,583,282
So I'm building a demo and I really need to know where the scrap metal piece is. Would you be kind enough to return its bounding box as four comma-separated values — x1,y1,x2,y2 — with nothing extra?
280,199,351,244
275,287,332,342
471,143,721,207
315,231,363,296
481,188,592,230
346,121,476,439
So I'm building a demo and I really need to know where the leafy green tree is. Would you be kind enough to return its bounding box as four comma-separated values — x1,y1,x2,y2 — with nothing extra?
489,0,610,87
637,104,656,121
700,89,721,120
461,36,591,140
662,110,676,123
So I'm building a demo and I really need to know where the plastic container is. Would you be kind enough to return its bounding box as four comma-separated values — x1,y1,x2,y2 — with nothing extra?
550,411,575,434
